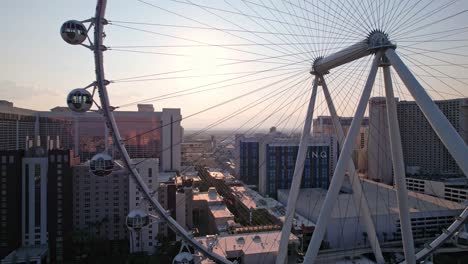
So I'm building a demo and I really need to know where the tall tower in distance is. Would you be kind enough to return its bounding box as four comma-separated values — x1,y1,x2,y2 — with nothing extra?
367,97,394,184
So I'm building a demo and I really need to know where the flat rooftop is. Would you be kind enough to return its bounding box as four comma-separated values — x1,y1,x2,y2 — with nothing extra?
230,185,315,228
278,179,466,220
209,204,234,219
196,231,298,258
209,171,225,180
193,189,224,204
231,186,258,209
1,245,48,264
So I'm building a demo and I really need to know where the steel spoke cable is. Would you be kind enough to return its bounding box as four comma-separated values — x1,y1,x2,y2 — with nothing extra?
117,63,371,108
399,44,468,58
234,0,313,61
139,0,310,62
109,20,361,41
117,69,305,106
178,75,311,142
317,0,364,59
112,67,306,83
401,51,468,70
398,29,468,50
294,0,320,60
389,0,460,38
388,0,442,34
131,74,310,170
387,0,417,33
116,58,309,108
182,0,311,61
392,8,468,39
385,0,429,35
109,47,310,64
109,23,304,64
109,41,359,49
169,0,363,39
398,52,468,101
398,39,468,43
277,0,317,59
339,0,373,40
383,0,408,33
356,0,376,30
122,70,307,142
394,25,468,41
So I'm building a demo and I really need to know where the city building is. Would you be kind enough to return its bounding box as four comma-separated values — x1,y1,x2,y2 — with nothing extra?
128,159,159,254
181,138,215,166
235,135,260,186
236,133,337,198
0,150,24,259
278,179,465,250
193,188,231,235
313,116,369,174
161,108,182,172
196,231,299,264
72,164,129,242
0,147,78,263
406,176,468,203
0,101,35,151
156,172,193,240
46,149,79,263
367,97,394,184
397,98,468,177
0,101,182,171
367,97,468,183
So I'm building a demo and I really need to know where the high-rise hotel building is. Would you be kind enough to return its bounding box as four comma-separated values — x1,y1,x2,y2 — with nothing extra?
367,97,468,183
397,98,468,176
236,133,337,198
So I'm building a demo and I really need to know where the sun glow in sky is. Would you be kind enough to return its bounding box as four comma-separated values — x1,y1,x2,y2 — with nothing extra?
1,0,467,130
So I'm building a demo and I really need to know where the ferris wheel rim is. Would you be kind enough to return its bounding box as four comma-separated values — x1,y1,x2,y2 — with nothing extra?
91,0,232,263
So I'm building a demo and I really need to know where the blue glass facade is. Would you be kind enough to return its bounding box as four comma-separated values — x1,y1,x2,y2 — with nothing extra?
266,145,330,198
239,141,259,185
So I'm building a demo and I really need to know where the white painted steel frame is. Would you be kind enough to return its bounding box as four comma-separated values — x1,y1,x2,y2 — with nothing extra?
321,76,385,264
313,41,370,74
276,76,320,264
92,1,231,263
383,65,416,264
303,52,383,263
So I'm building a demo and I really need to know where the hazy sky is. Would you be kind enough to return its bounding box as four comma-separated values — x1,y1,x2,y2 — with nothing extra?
1,0,467,130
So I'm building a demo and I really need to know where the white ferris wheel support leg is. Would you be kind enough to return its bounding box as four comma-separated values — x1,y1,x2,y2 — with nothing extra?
303,52,382,264
382,64,416,264
385,49,468,177
92,1,231,263
276,75,320,264
320,76,385,264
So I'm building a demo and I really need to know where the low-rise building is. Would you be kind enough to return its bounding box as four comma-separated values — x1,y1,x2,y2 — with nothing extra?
193,188,234,235
278,179,465,250
196,231,299,264
406,176,468,203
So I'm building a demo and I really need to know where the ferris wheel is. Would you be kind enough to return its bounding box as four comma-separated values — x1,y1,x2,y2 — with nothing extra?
60,0,468,263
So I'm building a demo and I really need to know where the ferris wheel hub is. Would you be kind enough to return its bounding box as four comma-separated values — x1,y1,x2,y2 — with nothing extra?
367,29,396,53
